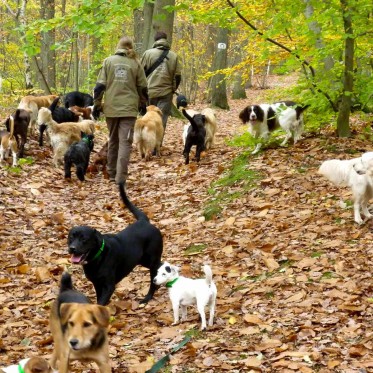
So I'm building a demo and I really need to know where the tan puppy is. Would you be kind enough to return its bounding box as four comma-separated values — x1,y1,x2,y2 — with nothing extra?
0,116,18,166
0,357,52,373
201,108,217,150
49,273,111,373
134,105,164,160
37,107,95,166
18,94,58,133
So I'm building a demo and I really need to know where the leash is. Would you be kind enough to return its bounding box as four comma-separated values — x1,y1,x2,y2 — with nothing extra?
145,334,191,373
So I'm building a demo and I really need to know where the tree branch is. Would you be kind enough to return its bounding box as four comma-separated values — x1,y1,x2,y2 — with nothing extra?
226,0,338,112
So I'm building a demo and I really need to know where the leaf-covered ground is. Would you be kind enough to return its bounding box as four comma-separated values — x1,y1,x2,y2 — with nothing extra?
1,77,373,372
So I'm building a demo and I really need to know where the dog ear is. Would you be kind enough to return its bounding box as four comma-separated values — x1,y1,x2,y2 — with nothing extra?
26,357,50,373
165,265,172,273
239,107,249,123
91,305,110,327
60,303,73,325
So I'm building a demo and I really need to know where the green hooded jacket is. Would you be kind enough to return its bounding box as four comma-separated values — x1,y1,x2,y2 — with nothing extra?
141,39,181,98
96,48,147,118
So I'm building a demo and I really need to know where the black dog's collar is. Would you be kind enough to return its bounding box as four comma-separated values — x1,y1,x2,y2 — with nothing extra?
91,239,105,261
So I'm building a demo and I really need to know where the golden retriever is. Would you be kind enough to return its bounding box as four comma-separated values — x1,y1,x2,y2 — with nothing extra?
49,302,110,373
18,94,58,133
134,105,164,160
0,357,52,373
37,107,95,167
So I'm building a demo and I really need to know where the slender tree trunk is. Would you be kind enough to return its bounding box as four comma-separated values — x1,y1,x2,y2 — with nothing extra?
149,0,175,48
142,1,155,53
39,0,56,91
133,8,144,55
73,36,79,91
211,28,229,110
336,0,353,137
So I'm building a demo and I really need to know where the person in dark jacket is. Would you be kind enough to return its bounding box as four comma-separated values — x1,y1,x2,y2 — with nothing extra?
141,31,182,145
93,36,148,185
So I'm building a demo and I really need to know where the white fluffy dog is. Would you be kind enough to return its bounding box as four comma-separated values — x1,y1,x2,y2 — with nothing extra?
154,262,217,330
318,152,373,224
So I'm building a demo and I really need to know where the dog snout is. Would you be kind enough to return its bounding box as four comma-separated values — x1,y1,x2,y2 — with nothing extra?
69,245,76,254
69,338,79,349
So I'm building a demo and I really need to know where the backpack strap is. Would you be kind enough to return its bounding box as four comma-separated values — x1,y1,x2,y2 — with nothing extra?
145,49,170,77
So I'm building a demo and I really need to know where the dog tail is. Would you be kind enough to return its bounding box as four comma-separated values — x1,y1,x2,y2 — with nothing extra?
8,115,15,138
182,109,199,133
295,104,310,120
49,96,60,113
203,265,213,286
60,272,74,292
118,182,149,222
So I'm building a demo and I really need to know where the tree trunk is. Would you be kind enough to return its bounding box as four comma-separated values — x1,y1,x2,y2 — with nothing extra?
73,36,79,91
149,0,175,48
231,73,246,99
39,0,56,91
211,28,229,110
336,0,353,137
133,8,144,55
142,1,155,53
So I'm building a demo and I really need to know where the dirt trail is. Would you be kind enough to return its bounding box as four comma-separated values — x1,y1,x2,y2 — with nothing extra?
1,77,373,372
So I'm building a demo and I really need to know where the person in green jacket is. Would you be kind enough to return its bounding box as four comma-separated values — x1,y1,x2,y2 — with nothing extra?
93,36,148,185
141,31,182,145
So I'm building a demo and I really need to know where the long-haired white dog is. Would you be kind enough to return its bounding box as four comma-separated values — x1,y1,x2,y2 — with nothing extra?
318,152,373,224
154,262,217,330
134,105,164,161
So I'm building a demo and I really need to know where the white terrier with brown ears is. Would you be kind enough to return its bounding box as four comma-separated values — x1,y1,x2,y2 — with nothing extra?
154,262,217,330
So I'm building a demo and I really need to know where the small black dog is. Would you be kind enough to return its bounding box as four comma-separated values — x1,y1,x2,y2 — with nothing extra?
68,183,163,305
182,109,206,164
64,132,94,181
64,91,94,109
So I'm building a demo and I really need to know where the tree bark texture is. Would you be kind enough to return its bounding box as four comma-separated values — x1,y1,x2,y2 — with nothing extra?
336,0,353,137
211,28,230,110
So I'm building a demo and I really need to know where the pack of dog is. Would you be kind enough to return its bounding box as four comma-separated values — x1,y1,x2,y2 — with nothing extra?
37,107,95,167
239,101,309,154
39,97,81,146
319,152,373,225
17,94,58,134
0,357,52,373
181,109,207,164
134,105,164,161
49,272,111,372
68,182,163,305
154,262,217,330
64,133,94,181
0,116,18,167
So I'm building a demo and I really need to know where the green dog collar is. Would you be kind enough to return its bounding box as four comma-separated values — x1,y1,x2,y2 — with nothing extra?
92,239,105,261
166,277,179,288
18,364,25,373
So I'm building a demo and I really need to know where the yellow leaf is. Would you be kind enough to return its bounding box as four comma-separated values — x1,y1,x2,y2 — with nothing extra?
228,316,237,325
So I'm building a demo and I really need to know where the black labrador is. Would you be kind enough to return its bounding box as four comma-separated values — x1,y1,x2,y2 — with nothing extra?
68,183,163,305
182,109,206,164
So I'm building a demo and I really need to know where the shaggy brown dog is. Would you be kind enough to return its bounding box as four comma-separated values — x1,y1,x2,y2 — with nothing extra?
201,108,217,150
0,357,52,373
134,105,164,160
5,109,31,158
18,94,58,133
0,116,18,166
49,272,111,373
88,141,108,177
37,107,95,167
